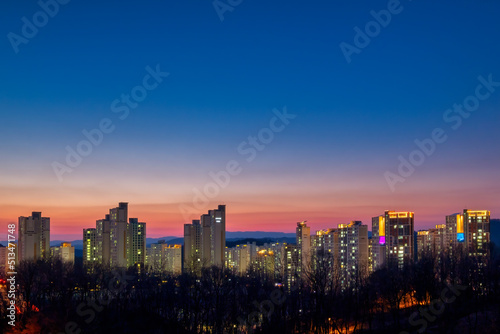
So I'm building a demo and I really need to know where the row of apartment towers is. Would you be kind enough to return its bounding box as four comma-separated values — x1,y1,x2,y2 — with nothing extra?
4,204,144,268
221,210,490,289
6,205,490,284
83,202,146,268
185,208,491,289
81,203,227,272
4,203,226,274
5,212,74,267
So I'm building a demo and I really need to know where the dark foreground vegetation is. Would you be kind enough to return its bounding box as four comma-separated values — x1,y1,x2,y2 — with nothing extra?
1,245,499,334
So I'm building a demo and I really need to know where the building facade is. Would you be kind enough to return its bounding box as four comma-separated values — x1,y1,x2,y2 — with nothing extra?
51,242,75,263
225,244,250,275
184,219,202,270
463,210,490,256
416,224,446,261
184,205,226,270
109,203,129,267
147,241,182,275
18,212,50,262
371,215,387,271
127,218,146,267
83,202,146,269
83,228,97,269
296,221,311,277
337,221,369,289
383,211,415,268
445,210,491,256
96,217,111,265
284,244,299,289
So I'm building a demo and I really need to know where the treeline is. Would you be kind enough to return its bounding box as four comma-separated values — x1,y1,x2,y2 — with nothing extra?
1,245,500,333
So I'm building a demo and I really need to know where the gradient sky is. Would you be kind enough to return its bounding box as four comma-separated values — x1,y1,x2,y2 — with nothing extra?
1,0,500,240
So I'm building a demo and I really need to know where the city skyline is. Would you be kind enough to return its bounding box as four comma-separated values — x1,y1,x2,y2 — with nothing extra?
1,202,498,241
4,204,495,274
3,203,496,242
8,205,493,283
2,202,497,332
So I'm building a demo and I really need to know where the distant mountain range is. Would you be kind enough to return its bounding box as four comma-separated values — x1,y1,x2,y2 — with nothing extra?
2,224,498,251
226,237,296,247
49,236,182,250
48,232,298,250
227,232,296,239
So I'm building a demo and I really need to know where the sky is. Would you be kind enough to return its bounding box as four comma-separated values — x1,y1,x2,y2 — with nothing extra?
1,0,500,240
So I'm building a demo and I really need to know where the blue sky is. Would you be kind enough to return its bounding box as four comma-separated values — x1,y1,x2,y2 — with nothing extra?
1,0,500,238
